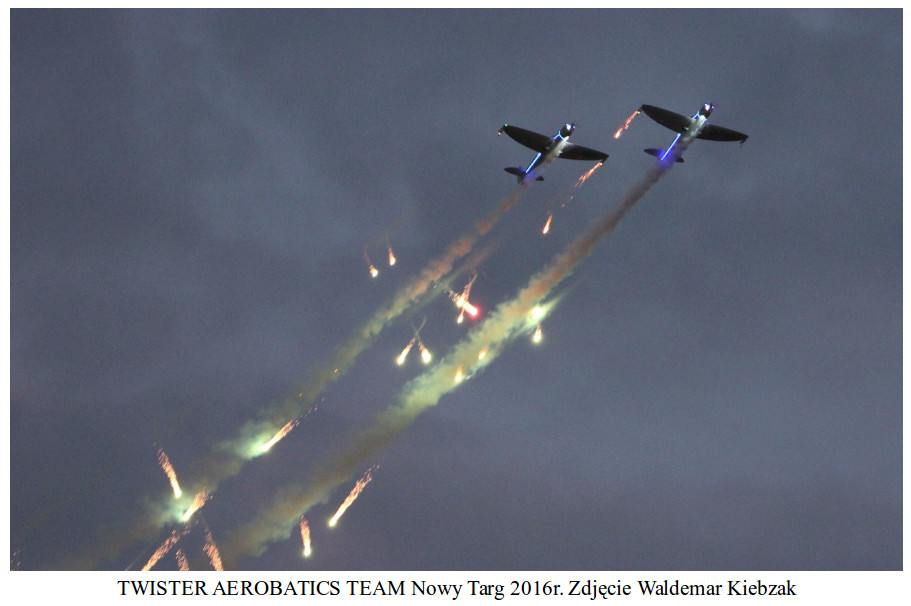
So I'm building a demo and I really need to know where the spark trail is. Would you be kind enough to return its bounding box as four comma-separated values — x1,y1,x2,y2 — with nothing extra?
614,109,641,139
203,527,224,571
220,146,687,566
328,466,378,527
142,527,189,571
260,419,300,453
157,446,182,498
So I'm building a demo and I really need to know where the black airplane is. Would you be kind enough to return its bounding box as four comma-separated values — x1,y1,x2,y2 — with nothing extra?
640,103,748,164
498,123,608,184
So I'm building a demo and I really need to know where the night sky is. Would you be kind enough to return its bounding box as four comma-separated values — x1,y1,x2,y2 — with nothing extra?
10,9,901,571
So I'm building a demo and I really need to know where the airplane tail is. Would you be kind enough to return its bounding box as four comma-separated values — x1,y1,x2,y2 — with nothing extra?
644,149,684,163
504,167,544,183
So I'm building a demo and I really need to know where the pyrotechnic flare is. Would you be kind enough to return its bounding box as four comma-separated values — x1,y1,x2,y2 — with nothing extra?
419,342,432,364
364,250,379,278
542,213,553,235
396,338,416,365
182,491,209,522
454,366,464,382
388,247,397,266
219,134,692,567
614,109,641,139
328,466,378,527
157,446,183,498
204,527,224,571
533,324,543,343
299,516,312,558
260,419,300,453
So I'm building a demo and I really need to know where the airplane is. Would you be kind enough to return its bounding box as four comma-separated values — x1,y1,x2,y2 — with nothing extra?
640,103,748,164
498,123,608,184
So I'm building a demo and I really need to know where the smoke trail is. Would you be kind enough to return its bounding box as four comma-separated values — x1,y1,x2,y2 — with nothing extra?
220,150,685,566
68,188,525,570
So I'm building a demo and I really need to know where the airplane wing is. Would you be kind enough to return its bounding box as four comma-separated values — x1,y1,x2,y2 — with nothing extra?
499,124,554,153
559,143,608,162
640,104,692,134
697,124,749,143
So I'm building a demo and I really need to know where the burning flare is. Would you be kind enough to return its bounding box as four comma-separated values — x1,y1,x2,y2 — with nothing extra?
542,213,553,235
328,466,378,527
614,109,641,139
533,324,543,344
299,516,312,557
181,490,210,522
388,247,397,266
156,446,183,498
397,338,416,365
260,419,300,453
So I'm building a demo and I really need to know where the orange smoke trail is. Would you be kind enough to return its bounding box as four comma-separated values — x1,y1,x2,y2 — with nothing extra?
157,446,182,498
614,109,641,139
299,516,312,557
203,528,224,571
142,527,188,571
260,419,300,453
328,466,378,527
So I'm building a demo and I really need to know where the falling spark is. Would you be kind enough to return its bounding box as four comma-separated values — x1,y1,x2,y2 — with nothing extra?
260,419,300,453
157,446,183,498
419,343,432,364
397,338,416,365
328,466,378,527
542,213,553,235
181,491,209,522
369,265,379,278
175,547,189,571
299,516,312,558
387,247,397,266
142,528,188,571
614,109,641,139
533,324,543,344
203,528,224,571
454,366,464,382
478,349,487,360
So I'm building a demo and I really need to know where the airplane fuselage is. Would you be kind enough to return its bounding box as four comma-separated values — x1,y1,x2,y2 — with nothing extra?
659,105,712,162
522,126,574,183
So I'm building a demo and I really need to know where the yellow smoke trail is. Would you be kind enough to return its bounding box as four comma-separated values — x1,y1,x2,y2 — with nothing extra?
299,516,312,557
156,446,183,498
219,148,686,566
328,466,378,527
203,527,224,571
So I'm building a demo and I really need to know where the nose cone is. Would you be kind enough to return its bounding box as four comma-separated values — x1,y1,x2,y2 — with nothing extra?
561,123,576,137
701,103,715,117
